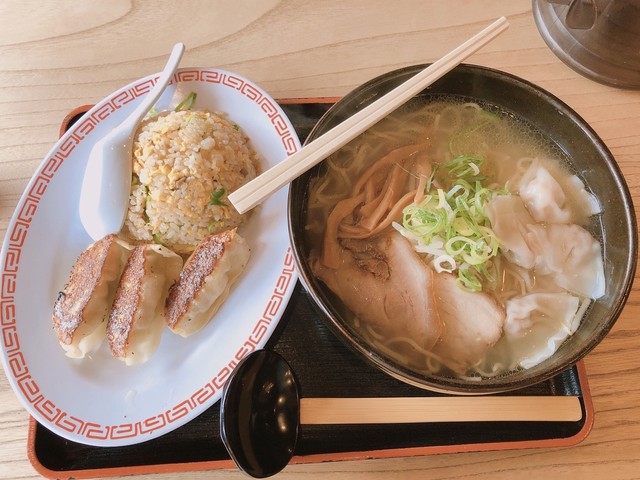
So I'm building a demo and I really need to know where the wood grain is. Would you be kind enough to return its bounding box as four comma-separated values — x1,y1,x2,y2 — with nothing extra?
1,1,639,479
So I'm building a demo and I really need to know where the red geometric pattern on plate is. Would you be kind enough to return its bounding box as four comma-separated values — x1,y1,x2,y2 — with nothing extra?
17,375,40,402
0,68,299,443
211,364,235,390
74,115,98,138
141,414,168,433
35,399,62,423
91,103,116,121
241,82,263,102
168,398,195,422
55,414,84,433
83,423,110,441
257,97,298,155
199,70,222,83
111,423,141,439
28,175,50,200
1,300,16,326
222,74,244,90
9,349,27,376
176,70,201,82
2,247,19,274
17,197,39,224
191,382,217,405
132,78,157,96
110,88,138,109
40,155,65,179
57,134,81,158
8,221,28,247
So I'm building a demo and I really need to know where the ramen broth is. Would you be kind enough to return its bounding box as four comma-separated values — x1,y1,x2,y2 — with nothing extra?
306,96,604,379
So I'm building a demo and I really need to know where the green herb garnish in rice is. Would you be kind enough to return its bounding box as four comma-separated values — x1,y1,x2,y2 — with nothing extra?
153,232,165,246
174,92,197,112
210,188,226,206
143,190,151,223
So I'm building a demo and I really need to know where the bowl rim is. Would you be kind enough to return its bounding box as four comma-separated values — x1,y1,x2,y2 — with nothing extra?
288,62,638,394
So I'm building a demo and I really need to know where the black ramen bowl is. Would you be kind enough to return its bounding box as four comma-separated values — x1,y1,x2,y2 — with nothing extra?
288,64,637,394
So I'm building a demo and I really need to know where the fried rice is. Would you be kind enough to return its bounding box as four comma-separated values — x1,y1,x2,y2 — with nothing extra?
123,109,259,254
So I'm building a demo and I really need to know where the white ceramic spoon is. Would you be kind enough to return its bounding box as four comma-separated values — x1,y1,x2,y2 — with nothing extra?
79,42,186,241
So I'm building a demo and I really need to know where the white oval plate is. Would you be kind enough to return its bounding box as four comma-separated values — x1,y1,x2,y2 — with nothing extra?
0,68,300,446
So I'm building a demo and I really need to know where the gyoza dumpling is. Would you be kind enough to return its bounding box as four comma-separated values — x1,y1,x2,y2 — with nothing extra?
53,234,132,358
164,228,250,337
107,244,183,365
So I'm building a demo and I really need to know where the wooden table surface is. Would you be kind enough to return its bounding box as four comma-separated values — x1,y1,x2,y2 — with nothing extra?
1,1,639,479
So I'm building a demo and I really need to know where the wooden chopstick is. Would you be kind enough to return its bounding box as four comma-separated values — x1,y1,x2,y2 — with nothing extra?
299,396,583,424
228,16,510,214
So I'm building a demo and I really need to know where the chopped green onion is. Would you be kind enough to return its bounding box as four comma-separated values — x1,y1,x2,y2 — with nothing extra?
402,154,507,292
175,91,197,112
153,232,165,246
210,188,226,206
457,264,483,292
143,190,151,223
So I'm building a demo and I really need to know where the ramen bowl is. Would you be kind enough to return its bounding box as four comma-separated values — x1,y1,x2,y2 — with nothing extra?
288,63,637,394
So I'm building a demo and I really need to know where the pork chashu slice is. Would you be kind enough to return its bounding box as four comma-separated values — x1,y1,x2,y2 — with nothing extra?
432,272,505,374
312,231,443,350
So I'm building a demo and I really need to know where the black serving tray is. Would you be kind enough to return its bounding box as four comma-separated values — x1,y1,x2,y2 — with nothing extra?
28,101,593,479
